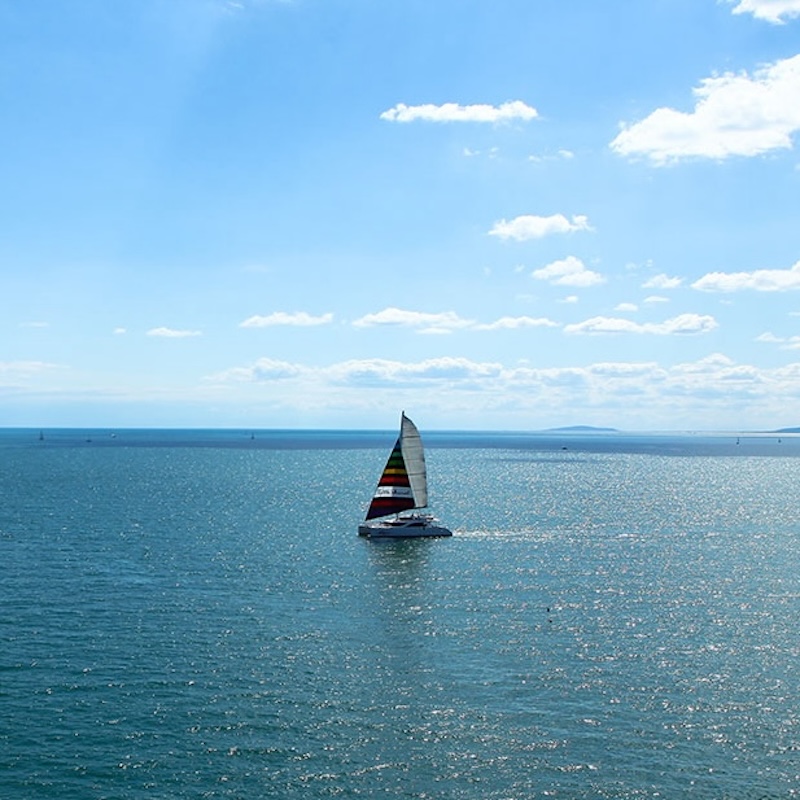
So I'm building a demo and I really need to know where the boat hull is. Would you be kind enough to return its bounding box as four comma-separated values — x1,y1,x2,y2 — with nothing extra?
358,515,452,539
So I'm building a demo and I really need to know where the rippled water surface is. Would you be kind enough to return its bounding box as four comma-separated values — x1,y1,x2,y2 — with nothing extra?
2,429,800,798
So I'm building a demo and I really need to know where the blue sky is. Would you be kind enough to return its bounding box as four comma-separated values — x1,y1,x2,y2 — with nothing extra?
3,0,800,430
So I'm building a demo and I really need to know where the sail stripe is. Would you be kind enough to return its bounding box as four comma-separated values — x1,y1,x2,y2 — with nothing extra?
364,414,429,521
365,436,414,519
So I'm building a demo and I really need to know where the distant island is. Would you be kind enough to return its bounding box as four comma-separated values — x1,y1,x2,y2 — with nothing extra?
546,425,619,433
775,427,800,434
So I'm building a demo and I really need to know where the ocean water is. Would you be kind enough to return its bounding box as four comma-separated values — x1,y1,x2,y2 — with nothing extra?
2,428,800,799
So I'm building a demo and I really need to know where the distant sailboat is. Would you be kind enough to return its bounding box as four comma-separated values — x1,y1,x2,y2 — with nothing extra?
358,413,452,538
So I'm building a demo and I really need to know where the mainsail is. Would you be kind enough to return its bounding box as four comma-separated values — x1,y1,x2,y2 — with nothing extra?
365,413,428,520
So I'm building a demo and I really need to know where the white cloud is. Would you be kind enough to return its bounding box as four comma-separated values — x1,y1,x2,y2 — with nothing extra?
211,356,506,389
528,149,575,163
329,357,504,385
587,361,661,378
610,54,800,163
644,295,670,304
669,353,764,388
239,312,334,328
380,100,538,124
532,255,605,287
463,146,499,159
211,356,503,387
726,0,800,23
207,358,305,383
208,355,653,392
246,358,304,380
352,307,473,334
351,307,559,334
643,273,683,289
197,351,800,429
474,316,559,331
615,302,639,312
20,321,49,328
113,327,127,335
146,327,202,338
756,331,800,348
564,313,718,335
489,214,592,241
692,260,800,292
678,353,735,371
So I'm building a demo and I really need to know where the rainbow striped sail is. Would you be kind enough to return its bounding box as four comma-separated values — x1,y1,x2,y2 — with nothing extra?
364,413,428,520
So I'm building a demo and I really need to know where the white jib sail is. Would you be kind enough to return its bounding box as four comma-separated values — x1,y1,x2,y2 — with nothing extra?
400,413,428,509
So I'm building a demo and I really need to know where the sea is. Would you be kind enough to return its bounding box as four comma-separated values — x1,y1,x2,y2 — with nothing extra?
2,427,800,799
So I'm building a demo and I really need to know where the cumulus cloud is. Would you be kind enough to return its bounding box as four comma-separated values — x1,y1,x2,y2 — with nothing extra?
726,0,800,23
528,149,575,163
668,353,765,393
329,357,504,385
643,273,683,289
146,327,202,338
564,313,718,335
588,361,662,377
756,331,800,348
615,302,639,312
352,307,560,334
380,100,538,124
352,308,473,334
489,214,592,241
208,358,305,383
205,353,785,397
532,256,605,287
610,54,800,163
239,312,334,328
210,356,505,387
199,350,800,429
692,260,800,292
474,316,559,331
463,146,499,159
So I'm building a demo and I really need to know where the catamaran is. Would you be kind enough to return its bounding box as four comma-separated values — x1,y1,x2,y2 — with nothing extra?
358,413,452,538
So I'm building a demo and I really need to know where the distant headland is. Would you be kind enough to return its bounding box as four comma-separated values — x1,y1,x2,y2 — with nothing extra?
546,425,619,433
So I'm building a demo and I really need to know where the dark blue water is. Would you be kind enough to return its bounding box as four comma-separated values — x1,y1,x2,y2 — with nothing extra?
2,429,800,798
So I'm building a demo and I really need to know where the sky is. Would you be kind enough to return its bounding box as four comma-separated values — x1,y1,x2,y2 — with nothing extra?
2,0,800,431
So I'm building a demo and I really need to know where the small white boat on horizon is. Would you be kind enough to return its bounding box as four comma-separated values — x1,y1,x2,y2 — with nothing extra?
358,413,452,539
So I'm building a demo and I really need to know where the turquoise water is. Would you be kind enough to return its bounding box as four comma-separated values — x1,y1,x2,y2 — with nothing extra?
2,429,800,798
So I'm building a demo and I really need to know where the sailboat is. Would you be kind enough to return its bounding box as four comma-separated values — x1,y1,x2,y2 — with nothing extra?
358,413,452,538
